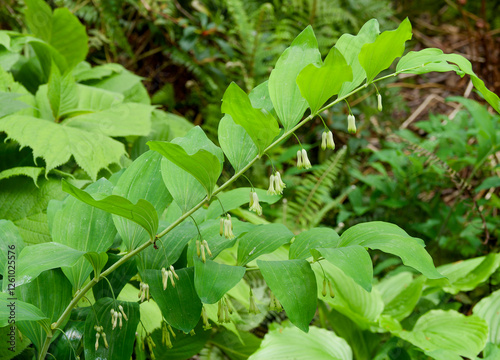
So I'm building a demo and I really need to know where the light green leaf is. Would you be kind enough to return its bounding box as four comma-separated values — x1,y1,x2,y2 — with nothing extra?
52,178,116,289
315,246,373,292
13,242,84,287
249,80,275,115
0,92,32,118
83,297,140,360
339,221,442,279
0,292,49,333
473,289,500,345
359,18,412,84
84,252,108,278
0,167,43,186
211,330,262,360
238,224,294,266
47,63,78,120
62,179,159,243
221,82,280,154
144,268,202,333
218,114,258,173
73,84,124,112
0,115,125,180
297,47,352,114
258,260,317,332
336,19,380,96
268,26,322,131
249,325,352,360
111,150,170,250
25,0,53,42
194,258,246,304
397,310,488,358
376,272,424,321
289,227,339,260
0,220,25,278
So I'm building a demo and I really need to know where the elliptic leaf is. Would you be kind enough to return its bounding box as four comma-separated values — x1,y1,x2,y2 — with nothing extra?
473,289,500,345
0,220,25,276
289,227,340,260
24,0,53,42
0,292,49,332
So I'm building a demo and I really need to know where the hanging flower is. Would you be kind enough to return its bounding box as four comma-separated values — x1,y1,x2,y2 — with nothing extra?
267,174,277,195
326,131,335,150
321,132,327,150
301,149,312,169
377,93,383,111
296,150,303,168
347,114,356,134
249,191,262,216
274,171,286,194
223,214,234,239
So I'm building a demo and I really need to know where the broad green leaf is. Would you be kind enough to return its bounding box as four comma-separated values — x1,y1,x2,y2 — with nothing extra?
297,47,352,114
483,343,500,359
83,297,140,360
73,83,124,111
0,92,32,118
62,179,159,243
289,227,339,260
218,115,258,172
49,319,84,360
313,261,384,329
0,323,32,360
339,221,442,279
397,310,488,358
13,242,84,287
211,330,262,360
111,150,170,250
0,166,43,186
144,267,202,333
473,289,500,345
16,269,73,353
221,82,280,154
249,325,352,360
268,26,322,131
238,224,294,266
0,115,125,180
0,177,66,244
376,272,424,321
47,63,78,120
0,220,25,276
258,260,317,332
150,126,223,204
359,18,412,84
25,0,52,42
249,80,275,116
93,254,137,300
72,62,123,82
52,178,116,289
206,187,281,219
84,252,108,278
426,254,500,294
336,19,380,96
315,246,373,292
194,258,246,304
0,292,49,332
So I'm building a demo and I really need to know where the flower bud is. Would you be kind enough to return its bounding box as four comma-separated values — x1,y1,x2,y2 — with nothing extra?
377,93,383,111
322,279,327,297
118,312,123,328
220,217,224,236
296,150,303,168
301,149,312,169
118,305,128,321
102,332,109,348
326,131,335,150
274,171,286,194
249,191,262,216
202,239,212,257
328,280,335,298
267,174,276,195
95,332,100,351
347,114,356,134
168,270,176,287
321,132,327,150
170,265,179,280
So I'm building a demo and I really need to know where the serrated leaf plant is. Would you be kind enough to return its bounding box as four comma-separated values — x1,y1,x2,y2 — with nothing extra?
1,10,500,360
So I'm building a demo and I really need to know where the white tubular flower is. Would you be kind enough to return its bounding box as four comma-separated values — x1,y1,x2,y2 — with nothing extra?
102,332,109,348
162,268,168,290
301,149,312,169
95,332,100,351
267,174,277,195
170,265,179,280
112,311,118,329
377,93,383,111
321,132,327,150
223,215,234,239
249,191,262,216
347,114,356,134
296,150,303,168
168,270,175,287
326,131,335,150
274,171,286,194
118,305,128,321
219,217,224,236
118,312,123,329
202,240,212,257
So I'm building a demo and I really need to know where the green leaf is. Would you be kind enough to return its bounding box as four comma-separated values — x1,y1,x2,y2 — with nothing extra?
268,26,322,131
16,269,73,353
13,242,84,288
221,82,280,154
144,267,202,332
62,179,159,243
83,298,140,360
0,115,125,180
238,224,294,266
93,255,137,300
47,63,78,120
339,221,442,279
297,47,352,114
150,126,223,201
25,0,53,42
249,325,352,360
111,150,170,250
397,310,488,358
376,272,424,321
258,260,317,332
289,227,339,260
249,80,275,116
359,18,412,84
0,166,43,186
0,220,25,277
0,323,32,360
336,19,380,96
211,330,262,360
473,289,500,345
52,178,116,289
0,92,32,118
315,246,373,292
84,252,108,278
218,114,258,172
49,319,84,360
0,292,49,332
194,258,246,304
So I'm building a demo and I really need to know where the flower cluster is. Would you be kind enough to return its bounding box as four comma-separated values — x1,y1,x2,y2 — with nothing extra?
321,278,335,298
138,282,150,303
161,321,175,348
296,149,312,169
196,239,212,262
220,214,234,239
249,191,262,215
201,306,212,330
161,265,179,290
321,131,335,150
217,297,234,323
94,325,108,350
110,305,128,330
267,171,286,195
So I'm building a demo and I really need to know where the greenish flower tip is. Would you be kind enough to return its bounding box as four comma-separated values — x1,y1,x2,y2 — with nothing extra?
217,299,232,323
201,306,212,330
161,322,173,348
197,240,213,263
297,149,312,170
377,93,383,111
321,131,335,151
138,282,150,303
347,114,356,134
268,171,286,195
94,326,109,350
220,214,235,239
249,191,263,216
